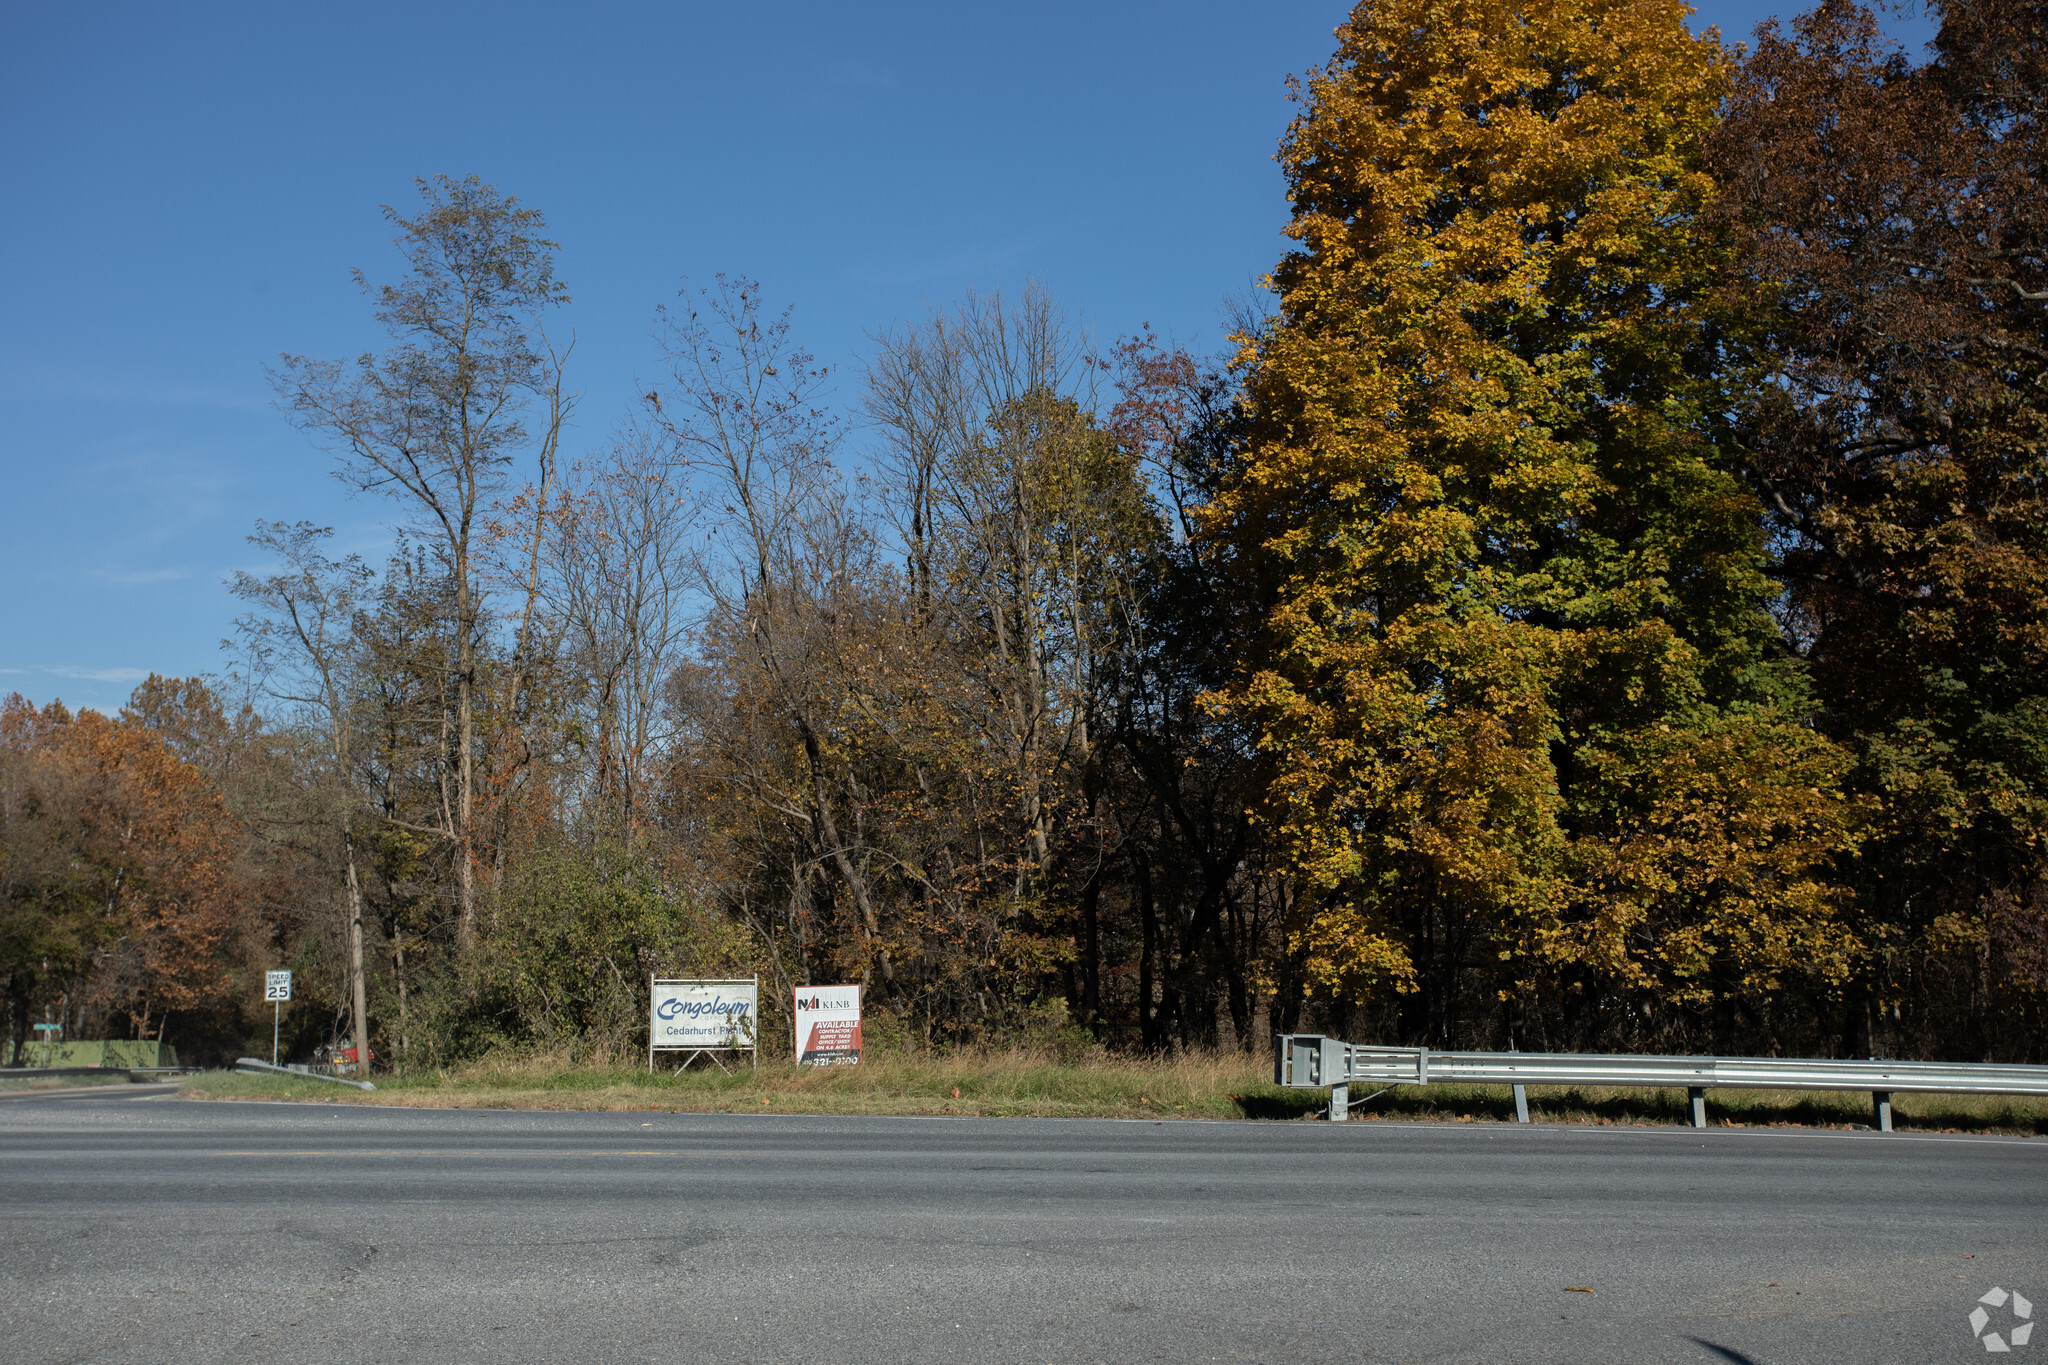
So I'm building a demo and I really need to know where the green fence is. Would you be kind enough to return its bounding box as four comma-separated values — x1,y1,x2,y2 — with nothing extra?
11,1040,180,1069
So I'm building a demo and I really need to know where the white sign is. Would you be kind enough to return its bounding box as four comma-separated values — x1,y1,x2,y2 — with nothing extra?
794,984,861,1067
650,979,758,1051
264,970,292,1003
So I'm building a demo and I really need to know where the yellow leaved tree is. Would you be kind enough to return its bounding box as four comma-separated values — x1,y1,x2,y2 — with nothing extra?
1204,0,1866,1048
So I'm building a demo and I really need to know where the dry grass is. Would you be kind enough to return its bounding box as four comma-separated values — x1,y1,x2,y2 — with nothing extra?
170,1046,2048,1134
177,1046,1299,1118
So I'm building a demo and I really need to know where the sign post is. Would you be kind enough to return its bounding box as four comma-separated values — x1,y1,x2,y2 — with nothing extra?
793,985,862,1067
648,978,758,1074
264,970,292,1064
31,1022,59,1068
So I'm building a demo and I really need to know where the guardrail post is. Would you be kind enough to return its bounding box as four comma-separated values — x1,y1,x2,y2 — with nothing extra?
1688,1087,1708,1129
1872,1091,1892,1133
1329,1082,1349,1122
1508,1041,1529,1122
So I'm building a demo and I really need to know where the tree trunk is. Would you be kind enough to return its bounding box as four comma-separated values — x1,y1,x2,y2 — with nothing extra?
454,558,477,951
394,937,409,1069
1136,849,1159,1051
799,722,895,993
1080,873,1102,1029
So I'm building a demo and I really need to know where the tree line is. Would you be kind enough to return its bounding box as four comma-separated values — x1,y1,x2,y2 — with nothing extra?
4,0,2042,1068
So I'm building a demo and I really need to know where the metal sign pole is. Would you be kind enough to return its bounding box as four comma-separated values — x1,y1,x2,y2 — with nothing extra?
262,969,292,1067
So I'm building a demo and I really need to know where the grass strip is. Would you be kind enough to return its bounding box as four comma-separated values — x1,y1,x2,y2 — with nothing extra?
172,1049,2048,1134
179,1049,1306,1119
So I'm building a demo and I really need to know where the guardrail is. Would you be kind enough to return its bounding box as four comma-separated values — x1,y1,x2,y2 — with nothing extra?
1274,1034,2048,1132
234,1057,376,1091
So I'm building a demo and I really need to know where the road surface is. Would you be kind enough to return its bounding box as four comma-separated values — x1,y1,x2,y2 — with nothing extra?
1,1087,2041,1363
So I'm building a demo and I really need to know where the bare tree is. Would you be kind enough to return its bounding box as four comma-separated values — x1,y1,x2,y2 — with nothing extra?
228,521,375,1076
550,427,700,831
272,175,571,949
867,285,1155,905
650,277,898,992
864,313,966,610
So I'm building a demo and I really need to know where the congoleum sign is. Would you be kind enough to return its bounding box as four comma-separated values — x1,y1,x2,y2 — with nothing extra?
794,985,861,1067
650,979,758,1053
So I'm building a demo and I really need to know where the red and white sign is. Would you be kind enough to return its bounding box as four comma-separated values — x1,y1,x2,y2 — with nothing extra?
794,984,861,1067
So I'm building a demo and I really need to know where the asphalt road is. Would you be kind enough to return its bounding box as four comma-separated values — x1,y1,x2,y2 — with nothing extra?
0,1089,2042,1364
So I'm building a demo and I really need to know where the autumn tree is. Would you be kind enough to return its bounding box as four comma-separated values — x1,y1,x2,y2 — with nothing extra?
1711,0,2048,1056
0,693,250,1054
1,699,120,1060
1205,0,1862,1051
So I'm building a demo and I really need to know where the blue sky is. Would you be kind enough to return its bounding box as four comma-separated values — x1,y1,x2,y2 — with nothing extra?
1,1,1933,715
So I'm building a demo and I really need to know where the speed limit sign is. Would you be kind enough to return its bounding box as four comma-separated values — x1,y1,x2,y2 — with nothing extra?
264,970,292,1002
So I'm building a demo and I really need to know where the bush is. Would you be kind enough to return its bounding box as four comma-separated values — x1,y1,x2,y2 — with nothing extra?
418,842,762,1065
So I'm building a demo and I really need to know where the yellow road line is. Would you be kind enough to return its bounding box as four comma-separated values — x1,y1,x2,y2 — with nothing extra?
206,1149,683,1157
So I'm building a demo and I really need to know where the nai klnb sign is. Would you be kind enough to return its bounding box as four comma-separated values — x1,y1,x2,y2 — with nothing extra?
794,985,862,1067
